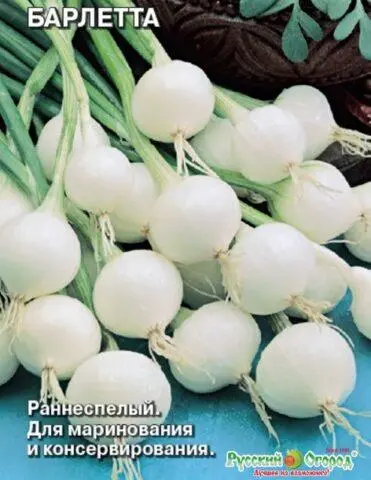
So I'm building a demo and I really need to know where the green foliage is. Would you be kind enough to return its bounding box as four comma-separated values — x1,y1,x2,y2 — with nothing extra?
333,0,371,60
299,11,324,41
239,0,371,63
334,9,359,40
359,14,371,60
328,0,352,20
310,0,328,13
239,0,277,18
261,0,294,16
282,7,309,63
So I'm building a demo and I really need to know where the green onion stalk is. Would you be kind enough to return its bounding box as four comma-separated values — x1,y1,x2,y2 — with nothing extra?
0,74,48,204
1,66,99,314
9,0,82,215
1,72,140,163
13,0,127,260
0,1,49,47
32,113,45,137
4,1,119,342
0,71,95,245
1,0,123,110
2,2,89,302
28,0,91,138
7,0,81,155
0,6,129,140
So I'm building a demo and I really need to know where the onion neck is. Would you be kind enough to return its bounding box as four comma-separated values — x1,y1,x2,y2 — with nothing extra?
152,44,171,67
239,201,274,227
217,86,270,110
214,87,249,125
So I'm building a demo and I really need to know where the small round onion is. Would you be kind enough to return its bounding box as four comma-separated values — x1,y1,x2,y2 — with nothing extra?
286,244,349,318
228,222,316,315
269,161,361,244
14,295,101,380
345,183,371,262
349,266,371,340
0,329,19,387
256,323,356,418
66,351,172,445
149,175,241,264
0,211,81,298
191,116,239,171
93,250,183,338
36,114,109,180
65,146,133,214
170,301,261,393
110,163,160,244
132,60,215,143
275,85,335,160
233,105,306,184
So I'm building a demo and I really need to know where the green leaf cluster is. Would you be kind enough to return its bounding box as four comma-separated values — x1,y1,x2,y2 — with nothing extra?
239,0,371,62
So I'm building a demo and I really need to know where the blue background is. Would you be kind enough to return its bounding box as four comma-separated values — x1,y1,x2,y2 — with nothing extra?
1,244,370,480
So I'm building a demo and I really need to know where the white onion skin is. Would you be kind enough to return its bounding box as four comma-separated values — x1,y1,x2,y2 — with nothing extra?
234,222,254,243
170,302,261,393
286,244,349,318
232,105,306,184
229,222,316,315
36,114,110,180
0,329,19,386
269,161,361,244
177,259,226,309
256,323,356,418
14,295,101,380
275,85,336,160
66,351,172,445
93,250,183,338
132,60,215,143
64,146,133,214
110,163,160,244
349,267,371,339
345,183,371,262
149,175,241,264
0,177,34,230
0,211,81,298
190,116,240,171
177,223,251,309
